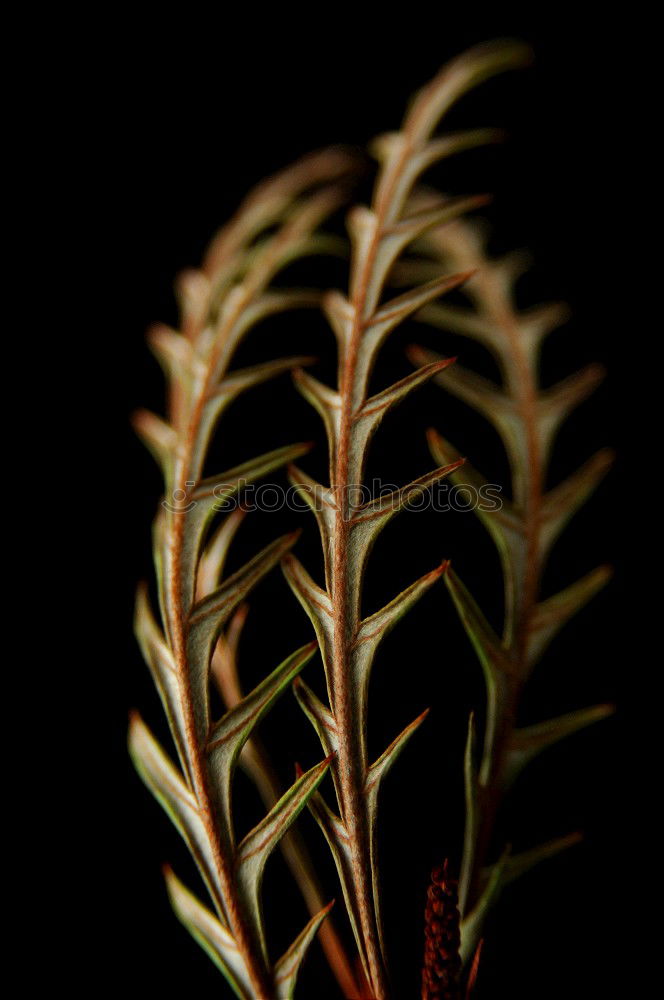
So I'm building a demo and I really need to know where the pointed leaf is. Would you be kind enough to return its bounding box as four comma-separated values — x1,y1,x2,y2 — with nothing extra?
132,409,177,484
163,443,311,617
281,553,335,674
350,360,456,467
444,569,517,785
293,368,342,463
371,130,501,223
505,704,614,785
128,713,225,916
293,677,339,761
206,641,318,838
526,565,612,667
372,40,530,226
539,449,614,558
192,443,313,507
347,462,464,603
409,304,499,349
288,464,336,576
397,39,532,153
537,364,606,460
347,206,380,310
351,561,448,727
187,532,300,739
134,584,191,780
274,902,335,999
358,359,456,424
365,709,429,958
207,287,321,390
197,356,316,460
304,787,369,976
364,196,489,315
202,146,357,277
444,568,514,684
236,757,332,959
459,712,479,915
427,428,522,568
462,833,582,963
164,868,252,999
409,345,532,481
196,507,248,600
460,849,510,964
365,709,430,803
214,355,317,400
322,290,355,359
345,272,472,409
500,832,583,888
149,323,195,382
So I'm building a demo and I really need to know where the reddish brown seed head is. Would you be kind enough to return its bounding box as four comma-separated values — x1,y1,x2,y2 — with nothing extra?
421,860,462,1000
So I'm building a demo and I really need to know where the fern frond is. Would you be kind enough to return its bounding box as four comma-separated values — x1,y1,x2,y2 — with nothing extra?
281,42,530,998
210,608,364,998
131,150,356,997
408,214,614,957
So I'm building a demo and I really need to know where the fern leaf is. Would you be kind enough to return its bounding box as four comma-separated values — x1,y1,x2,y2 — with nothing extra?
132,149,358,996
411,210,612,951
281,45,528,997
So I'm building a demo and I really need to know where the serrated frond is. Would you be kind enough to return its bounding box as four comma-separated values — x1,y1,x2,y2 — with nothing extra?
412,207,612,945
132,150,360,996
282,45,528,997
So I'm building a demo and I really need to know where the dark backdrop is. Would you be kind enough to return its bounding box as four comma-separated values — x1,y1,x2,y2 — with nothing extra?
72,10,633,999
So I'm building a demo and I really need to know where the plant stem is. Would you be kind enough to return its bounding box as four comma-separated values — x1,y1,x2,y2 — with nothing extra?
423,227,549,915
212,609,364,999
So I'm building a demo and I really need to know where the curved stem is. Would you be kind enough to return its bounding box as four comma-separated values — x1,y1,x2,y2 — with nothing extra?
164,284,278,996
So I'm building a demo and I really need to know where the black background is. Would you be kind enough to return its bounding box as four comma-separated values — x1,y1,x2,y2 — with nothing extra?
65,9,636,999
